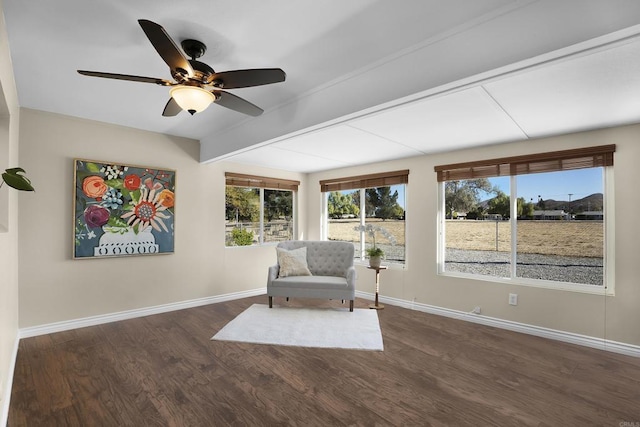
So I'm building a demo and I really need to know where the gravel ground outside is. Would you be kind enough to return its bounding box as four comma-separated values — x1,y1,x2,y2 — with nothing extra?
231,219,603,286
445,248,603,286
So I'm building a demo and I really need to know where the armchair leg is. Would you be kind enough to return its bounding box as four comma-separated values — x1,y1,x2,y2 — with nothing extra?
349,300,354,312
269,296,273,308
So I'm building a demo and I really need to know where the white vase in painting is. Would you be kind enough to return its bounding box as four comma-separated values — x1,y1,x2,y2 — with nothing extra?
94,226,159,257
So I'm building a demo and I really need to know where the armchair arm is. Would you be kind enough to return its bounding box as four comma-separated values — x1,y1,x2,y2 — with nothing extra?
346,266,357,290
267,264,279,287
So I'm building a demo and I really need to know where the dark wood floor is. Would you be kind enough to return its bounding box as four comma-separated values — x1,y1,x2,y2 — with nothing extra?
8,295,640,426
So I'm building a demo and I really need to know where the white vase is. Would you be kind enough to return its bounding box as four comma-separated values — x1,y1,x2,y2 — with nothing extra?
94,226,158,256
369,255,382,268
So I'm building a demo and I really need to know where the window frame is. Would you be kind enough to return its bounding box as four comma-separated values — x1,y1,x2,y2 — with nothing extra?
225,173,299,247
321,170,408,267
435,146,615,295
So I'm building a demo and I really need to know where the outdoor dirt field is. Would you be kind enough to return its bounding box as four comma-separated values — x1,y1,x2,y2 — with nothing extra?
445,220,603,258
328,219,603,258
328,219,405,246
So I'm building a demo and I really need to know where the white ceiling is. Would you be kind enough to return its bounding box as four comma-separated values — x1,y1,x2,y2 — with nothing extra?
4,1,640,173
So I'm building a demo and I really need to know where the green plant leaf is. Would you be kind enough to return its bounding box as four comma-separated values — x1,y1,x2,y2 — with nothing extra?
5,167,25,174
130,189,141,203
2,168,35,191
105,179,124,189
85,162,101,173
366,247,384,257
107,216,128,228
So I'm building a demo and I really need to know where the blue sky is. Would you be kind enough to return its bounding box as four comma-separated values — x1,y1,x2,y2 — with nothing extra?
483,168,604,203
391,185,406,209
338,168,602,210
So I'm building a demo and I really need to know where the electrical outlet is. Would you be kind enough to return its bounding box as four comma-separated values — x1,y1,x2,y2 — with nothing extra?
509,293,518,306
472,306,481,314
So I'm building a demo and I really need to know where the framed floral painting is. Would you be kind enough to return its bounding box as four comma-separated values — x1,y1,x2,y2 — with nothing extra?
73,159,175,259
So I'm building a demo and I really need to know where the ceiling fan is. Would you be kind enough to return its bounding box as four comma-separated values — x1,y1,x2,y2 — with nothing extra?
78,19,286,117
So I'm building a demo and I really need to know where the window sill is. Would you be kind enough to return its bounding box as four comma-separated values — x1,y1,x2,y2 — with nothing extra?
438,270,612,296
225,242,280,249
355,260,406,271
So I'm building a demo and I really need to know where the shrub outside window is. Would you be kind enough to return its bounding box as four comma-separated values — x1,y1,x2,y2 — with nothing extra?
436,145,615,293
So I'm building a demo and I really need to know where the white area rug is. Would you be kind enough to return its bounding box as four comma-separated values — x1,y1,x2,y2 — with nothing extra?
211,304,383,351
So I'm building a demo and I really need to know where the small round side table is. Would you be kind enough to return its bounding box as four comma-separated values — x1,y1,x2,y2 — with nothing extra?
367,265,388,310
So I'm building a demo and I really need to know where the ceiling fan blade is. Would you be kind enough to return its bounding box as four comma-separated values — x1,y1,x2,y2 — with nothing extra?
138,19,194,78
77,70,172,86
213,90,263,116
162,97,182,117
211,68,286,89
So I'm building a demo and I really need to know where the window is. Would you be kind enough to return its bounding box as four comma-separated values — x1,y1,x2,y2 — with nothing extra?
225,173,298,246
435,145,615,293
321,170,408,265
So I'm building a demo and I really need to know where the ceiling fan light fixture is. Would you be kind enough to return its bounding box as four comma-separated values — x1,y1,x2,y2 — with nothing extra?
79,20,284,117
169,85,215,115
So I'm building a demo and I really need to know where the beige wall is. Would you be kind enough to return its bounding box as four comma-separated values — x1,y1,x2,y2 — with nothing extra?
13,107,640,349
17,109,304,328
308,125,640,346
0,0,20,415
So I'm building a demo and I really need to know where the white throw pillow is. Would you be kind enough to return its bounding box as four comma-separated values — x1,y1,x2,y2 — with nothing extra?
277,247,312,277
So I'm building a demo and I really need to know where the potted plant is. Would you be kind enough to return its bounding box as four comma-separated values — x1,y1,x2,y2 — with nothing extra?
354,223,396,268
366,246,384,268
1,168,35,191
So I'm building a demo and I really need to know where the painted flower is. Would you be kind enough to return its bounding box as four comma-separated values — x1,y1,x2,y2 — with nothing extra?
144,177,163,191
84,205,110,228
157,189,175,208
123,174,141,190
82,176,108,199
100,165,127,180
101,188,124,210
121,187,170,232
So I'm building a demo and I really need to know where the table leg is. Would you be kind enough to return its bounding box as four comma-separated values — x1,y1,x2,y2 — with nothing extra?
370,270,385,310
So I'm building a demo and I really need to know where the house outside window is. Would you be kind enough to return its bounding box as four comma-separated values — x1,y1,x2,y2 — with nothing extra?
225,173,299,246
435,145,615,294
320,170,408,266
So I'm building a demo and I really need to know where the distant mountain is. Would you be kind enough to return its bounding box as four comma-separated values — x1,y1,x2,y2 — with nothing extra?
542,193,603,212
479,193,603,213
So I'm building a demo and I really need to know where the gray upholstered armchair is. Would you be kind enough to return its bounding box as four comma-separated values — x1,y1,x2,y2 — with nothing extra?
267,240,356,311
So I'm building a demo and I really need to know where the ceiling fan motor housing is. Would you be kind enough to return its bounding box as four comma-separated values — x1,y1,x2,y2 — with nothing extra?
181,39,207,60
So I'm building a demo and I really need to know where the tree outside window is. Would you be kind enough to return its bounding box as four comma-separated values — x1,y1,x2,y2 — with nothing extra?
442,169,607,289
263,189,294,243
225,186,260,246
225,173,298,247
326,185,406,264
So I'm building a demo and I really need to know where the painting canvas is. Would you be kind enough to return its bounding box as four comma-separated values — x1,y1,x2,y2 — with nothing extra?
73,159,175,259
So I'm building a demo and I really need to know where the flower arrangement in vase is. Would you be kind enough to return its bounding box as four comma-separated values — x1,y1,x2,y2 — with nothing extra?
366,246,384,268
354,223,396,268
